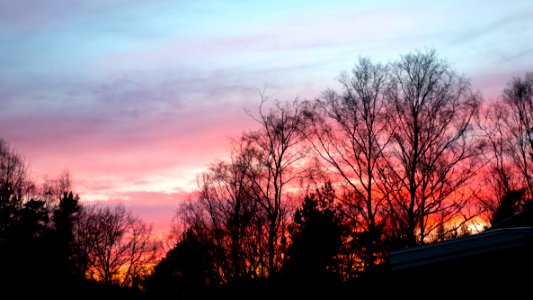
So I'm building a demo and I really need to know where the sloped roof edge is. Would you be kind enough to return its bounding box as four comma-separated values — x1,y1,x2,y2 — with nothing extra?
390,227,533,270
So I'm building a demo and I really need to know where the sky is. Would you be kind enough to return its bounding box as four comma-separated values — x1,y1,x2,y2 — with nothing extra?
1,0,532,235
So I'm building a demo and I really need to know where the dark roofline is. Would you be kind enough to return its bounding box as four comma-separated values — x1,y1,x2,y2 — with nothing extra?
390,227,533,271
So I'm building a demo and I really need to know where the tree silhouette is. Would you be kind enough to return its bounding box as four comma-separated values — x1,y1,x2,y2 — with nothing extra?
475,72,533,230
144,228,215,299
51,191,83,282
241,98,308,276
304,57,390,270
182,150,265,285
0,138,32,261
281,183,345,287
40,171,73,205
382,49,481,247
74,204,160,287
477,103,520,221
489,188,531,228
0,138,43,293
5,198,57,296
501,72,533,199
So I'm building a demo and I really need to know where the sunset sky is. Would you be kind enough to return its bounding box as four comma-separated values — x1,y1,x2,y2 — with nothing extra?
1,0,532,234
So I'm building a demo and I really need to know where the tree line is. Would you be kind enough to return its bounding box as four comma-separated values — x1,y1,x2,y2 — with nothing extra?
1,49,532,298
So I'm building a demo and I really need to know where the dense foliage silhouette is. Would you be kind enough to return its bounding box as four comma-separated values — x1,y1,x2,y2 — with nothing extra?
279,184,345,293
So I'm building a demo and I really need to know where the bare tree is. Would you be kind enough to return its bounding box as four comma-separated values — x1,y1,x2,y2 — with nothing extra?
499,72,533,199
0,138,33,211
475,72,533,224
74,204,160,287
304,58,390,269
382,50,481,247
241,98,308,276
39,170,73,206
477,102,521,220
178,146,265,284
0,138,34,256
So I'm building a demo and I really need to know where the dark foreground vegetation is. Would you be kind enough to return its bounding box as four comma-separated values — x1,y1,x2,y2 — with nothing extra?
1,49,533,298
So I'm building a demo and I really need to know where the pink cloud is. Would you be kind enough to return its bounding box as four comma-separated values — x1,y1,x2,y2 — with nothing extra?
0,72,266,238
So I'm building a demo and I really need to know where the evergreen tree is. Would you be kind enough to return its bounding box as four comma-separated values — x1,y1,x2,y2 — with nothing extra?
144,228,215,299
491,189,526,226
52,192,82,282
9,199,54,295
281,183,346,287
